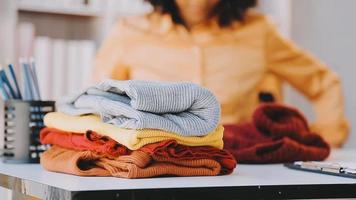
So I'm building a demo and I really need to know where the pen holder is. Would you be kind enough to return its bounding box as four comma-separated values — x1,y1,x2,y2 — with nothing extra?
0,100,55,163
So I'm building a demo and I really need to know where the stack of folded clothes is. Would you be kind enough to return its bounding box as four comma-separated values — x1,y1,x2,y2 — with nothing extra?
223,103,331,164
40,80,237,178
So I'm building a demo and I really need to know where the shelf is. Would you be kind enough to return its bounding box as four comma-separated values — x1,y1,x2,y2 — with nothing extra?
17,3,104,17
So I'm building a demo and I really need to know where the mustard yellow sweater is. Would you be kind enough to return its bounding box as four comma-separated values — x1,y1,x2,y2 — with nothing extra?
44,112,223,150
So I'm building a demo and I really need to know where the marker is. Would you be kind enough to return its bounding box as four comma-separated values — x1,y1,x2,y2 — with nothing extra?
29,58,41,100
0,66,17,99
7,64,22,99
0,78,10,100
20,60,34,100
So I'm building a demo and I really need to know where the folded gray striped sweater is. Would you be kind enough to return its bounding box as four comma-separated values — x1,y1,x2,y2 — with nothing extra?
57,80,221,136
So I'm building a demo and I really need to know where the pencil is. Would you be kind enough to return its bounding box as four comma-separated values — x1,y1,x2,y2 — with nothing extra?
7,64,22,99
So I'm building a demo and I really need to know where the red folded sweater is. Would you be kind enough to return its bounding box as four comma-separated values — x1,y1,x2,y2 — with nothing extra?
40,128,130,158
141,140,237,175
223,103,330,164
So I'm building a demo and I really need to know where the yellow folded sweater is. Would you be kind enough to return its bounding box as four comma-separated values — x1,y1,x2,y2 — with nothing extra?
44,112,224,150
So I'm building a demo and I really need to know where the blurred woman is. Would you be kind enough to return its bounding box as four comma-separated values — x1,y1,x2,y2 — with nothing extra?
93,0,349,147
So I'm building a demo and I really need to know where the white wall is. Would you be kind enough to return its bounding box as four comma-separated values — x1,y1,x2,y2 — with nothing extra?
290,0,356,148
258,0,291,37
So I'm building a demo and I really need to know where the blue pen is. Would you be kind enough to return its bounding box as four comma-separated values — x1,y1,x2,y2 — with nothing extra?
20,61,34,100
29,59,41,100
25,63,38,100
7,64,22,99
29,59,42,128
25,62,38,100
0,67,17,99
0,79,10,100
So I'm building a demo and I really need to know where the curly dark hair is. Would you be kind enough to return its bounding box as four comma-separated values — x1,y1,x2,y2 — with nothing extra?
146,0,258,27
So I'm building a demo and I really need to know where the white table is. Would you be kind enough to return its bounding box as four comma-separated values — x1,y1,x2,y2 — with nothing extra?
1,150,356,200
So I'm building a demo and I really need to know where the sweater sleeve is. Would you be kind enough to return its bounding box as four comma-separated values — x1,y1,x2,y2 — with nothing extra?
92,20,130,83
264,18,349,147
257,72,283,102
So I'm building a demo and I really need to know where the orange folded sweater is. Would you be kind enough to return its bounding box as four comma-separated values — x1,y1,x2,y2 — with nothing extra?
141,140,237,175
41,146,222,179
40,146,111,177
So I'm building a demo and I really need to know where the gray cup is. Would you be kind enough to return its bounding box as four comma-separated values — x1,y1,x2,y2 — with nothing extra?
1,100,55,163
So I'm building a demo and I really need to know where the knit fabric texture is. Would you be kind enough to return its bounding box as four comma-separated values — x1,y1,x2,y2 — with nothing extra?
141,140,237,175
44,112,224,150
40,127,236,175
57,79,221,136
40,146,111,177
41,146,222,179
40,127,235,175
40,128,130,158
223,103,330,163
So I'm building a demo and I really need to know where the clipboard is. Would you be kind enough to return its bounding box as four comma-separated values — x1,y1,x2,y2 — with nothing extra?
284,161,356,179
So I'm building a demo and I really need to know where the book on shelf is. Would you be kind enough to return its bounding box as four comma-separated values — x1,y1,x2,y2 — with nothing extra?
28,34,96,101
17,0,152,16
15,13,98,101
67,40,81,96
17,23,35,59
33,36,52,100
79,40,96,89
52,39,67,100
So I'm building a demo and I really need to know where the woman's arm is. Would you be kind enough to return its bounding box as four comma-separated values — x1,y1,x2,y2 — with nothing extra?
92,20,130,83
264,18,349,147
